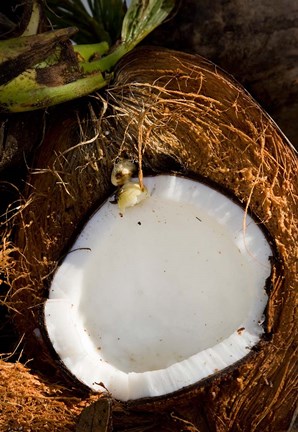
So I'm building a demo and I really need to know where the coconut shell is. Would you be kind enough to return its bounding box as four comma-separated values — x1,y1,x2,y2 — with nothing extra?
2,46,297,431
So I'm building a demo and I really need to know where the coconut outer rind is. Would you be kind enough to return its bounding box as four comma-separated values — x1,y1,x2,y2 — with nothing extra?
3,47,297,430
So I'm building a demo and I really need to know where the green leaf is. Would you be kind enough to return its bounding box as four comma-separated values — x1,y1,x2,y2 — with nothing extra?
46,0,127,45
89,0,127,43
122,0,174,47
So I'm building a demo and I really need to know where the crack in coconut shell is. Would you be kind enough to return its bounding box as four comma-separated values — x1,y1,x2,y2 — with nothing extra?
1,46,297,431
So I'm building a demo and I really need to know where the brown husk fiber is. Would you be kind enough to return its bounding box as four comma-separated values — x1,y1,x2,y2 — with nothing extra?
1,47,297,431
0,359,84,431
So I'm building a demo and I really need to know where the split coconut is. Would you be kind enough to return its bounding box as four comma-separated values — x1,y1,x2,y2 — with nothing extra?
5,47,297,430
44,175,272,401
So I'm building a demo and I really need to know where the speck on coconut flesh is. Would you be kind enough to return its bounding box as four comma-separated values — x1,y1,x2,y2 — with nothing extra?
44,175,272,401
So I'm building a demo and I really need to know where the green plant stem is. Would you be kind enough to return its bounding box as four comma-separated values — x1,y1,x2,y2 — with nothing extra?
79,42,129,74
1,70,108,113
73,41,109,61
0,0,175,112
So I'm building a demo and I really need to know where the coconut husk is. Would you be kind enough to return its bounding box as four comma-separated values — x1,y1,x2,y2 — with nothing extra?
0,359,80,431
1,46,297,431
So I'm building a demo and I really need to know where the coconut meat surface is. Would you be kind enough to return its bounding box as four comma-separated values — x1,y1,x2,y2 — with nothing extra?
44,175,272,401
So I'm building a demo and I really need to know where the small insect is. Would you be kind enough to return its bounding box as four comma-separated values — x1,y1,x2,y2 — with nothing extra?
117,182,149,213
111,159,136,186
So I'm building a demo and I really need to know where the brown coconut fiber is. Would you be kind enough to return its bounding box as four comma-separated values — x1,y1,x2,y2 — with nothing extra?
1,47,297,431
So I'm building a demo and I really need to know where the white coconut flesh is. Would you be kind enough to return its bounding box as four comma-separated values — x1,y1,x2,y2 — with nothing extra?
44,175,272,401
